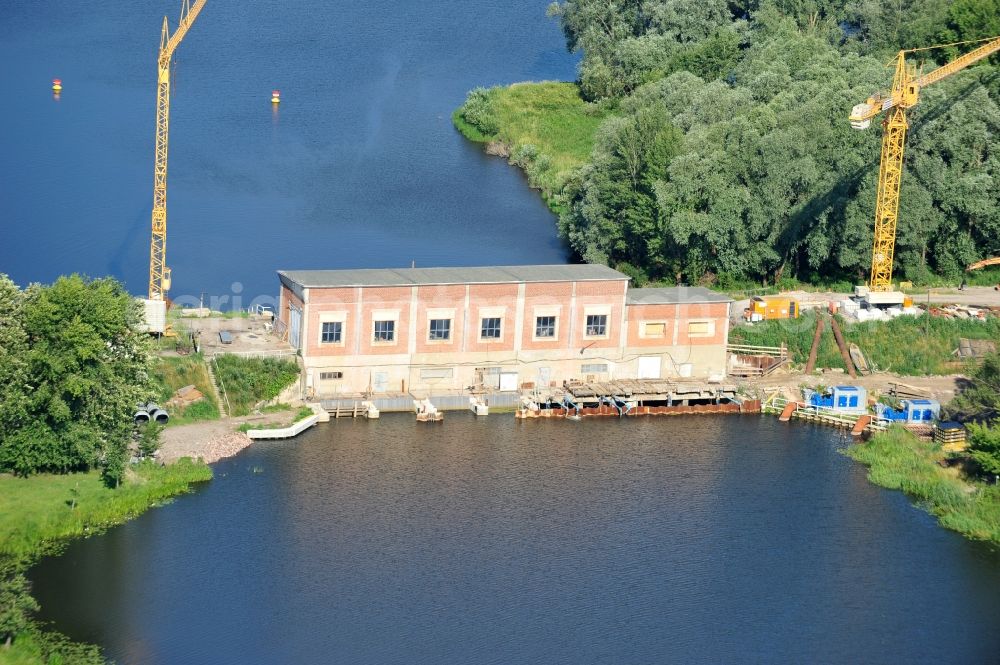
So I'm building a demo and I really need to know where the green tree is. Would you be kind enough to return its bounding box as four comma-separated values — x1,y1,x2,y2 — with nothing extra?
138,422,164,459
0,563,39,649
949,352,1000,422
0,275,153,479
967,421,1000,477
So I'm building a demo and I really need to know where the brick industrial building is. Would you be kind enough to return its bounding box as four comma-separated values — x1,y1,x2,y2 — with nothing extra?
277,265,731,398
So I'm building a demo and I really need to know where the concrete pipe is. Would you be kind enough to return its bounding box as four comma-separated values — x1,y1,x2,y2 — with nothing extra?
134,409,150,425
149,408,169,424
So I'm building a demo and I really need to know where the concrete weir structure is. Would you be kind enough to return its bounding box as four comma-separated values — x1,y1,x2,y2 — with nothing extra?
277,265,732,400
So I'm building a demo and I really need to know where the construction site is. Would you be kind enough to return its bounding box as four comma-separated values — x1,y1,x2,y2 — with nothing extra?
126,0,997,449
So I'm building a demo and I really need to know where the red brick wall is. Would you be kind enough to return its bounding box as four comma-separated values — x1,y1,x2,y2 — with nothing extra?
414,284,466,354
626,302,728,347
467,283,518,353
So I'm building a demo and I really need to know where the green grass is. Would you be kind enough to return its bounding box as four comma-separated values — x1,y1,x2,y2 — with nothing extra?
730,311,845,370
0,461,211,662
846,428,1000,545
211,356,300,417
454,82,612,211
730,311,1000,375
0,460,212,561
150,354,220,425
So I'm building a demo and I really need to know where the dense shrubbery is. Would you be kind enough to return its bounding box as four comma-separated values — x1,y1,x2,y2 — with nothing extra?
948,351,1000,422
461,0,1000,286
212,356,300,417
0,274,153,484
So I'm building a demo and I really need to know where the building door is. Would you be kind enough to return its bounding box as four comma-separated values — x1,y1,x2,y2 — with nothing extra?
289,305,302,350
372,371,389,393
637,356,661,379
499,372,519,392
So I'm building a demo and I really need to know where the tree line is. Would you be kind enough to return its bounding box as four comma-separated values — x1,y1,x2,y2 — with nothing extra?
470,0,1000,286
0,274,153,485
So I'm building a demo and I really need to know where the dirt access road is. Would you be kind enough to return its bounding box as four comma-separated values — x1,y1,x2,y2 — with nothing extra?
158,411,298,464
744,370,966,404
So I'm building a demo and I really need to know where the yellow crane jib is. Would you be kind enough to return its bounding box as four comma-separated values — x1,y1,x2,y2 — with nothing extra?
149,0,207,302
848,35,1000,293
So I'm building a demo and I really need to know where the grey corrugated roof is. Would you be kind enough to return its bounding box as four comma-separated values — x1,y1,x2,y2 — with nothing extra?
278,264,629,289
626,287,732,305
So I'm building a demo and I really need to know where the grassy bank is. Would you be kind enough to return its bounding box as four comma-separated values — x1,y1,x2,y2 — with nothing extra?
151,354,220,424
212,356,300,417
847,428,1000,545
453,82,611,212
1,460,212,663
730,311,1000,375
1,460,212,561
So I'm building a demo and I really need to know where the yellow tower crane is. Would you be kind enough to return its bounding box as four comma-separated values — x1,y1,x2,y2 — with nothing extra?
148,0,207,302
848,35,1000,294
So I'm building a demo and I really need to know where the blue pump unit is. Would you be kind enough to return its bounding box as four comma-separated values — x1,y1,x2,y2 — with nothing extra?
805,385,867,414
876,398,940,424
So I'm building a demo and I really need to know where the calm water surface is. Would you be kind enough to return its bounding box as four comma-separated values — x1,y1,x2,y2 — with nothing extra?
0,0,573,302
31,416,1000,664
9,2,1000,663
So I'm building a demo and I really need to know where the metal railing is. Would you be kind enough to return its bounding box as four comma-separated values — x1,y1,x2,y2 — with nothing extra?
762,393,888,432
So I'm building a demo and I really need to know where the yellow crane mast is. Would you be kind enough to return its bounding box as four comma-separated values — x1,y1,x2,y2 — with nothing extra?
849,35,1000,293
149,0,207,301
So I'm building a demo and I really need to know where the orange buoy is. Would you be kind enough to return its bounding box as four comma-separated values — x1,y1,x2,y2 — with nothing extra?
52,78,62,92
271,89,280,104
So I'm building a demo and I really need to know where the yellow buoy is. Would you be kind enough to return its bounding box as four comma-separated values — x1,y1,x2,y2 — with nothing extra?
271,89,281,104
52,78,62,92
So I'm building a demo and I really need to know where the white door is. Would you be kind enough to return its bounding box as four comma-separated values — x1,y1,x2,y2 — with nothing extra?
289,305,302,350
373,371,389,393
499,372,519,392
637,356,661,379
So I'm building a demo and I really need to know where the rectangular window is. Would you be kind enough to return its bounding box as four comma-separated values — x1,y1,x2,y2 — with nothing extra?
585,314,607,337
535,315,556,338
321,321,342,344
373,320,395,342
643,322,666,338
687,321,713,337
581,363,609,374
428,318,451,341
319,371,343,380
480,317,501,340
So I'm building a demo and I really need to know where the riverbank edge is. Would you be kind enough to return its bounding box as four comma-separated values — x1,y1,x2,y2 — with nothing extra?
452,81,609,217
844,427,1000,547
2,459,213,664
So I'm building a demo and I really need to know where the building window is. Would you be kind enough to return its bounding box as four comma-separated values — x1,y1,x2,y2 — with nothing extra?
373,320,395,342
481,317,501,340
688,321,714,337
535,315,556,338
319,371,343,380
643,322,666,338
429,318,451,341
585,314,607,337
321,321,342,344
581,363,608,374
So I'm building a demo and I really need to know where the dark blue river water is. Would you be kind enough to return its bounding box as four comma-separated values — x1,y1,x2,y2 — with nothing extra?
9,2,1000,663
30,415,1000,664
0,0,571,305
